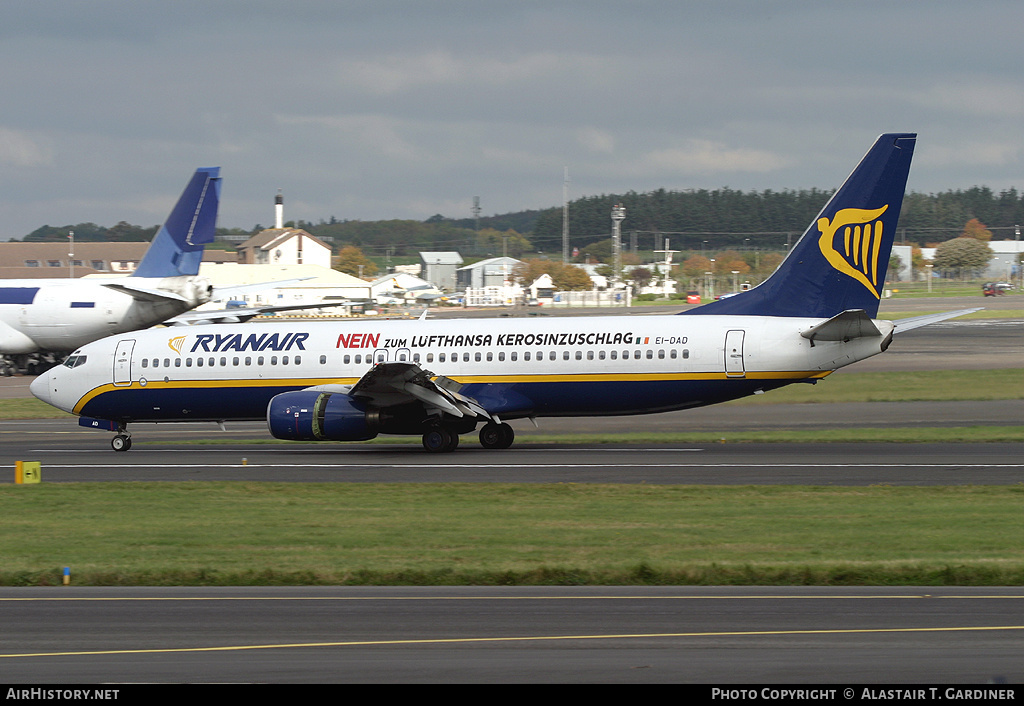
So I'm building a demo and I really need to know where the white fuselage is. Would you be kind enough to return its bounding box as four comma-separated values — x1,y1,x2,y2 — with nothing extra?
32,313,894,424
0,276,210,354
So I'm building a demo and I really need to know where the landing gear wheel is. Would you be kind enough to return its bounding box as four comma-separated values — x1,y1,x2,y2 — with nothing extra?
479,422,514,449
422,427,459,453
111,434,132,452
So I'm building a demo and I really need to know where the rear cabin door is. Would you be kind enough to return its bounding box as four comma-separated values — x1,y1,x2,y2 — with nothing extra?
724,329,745,378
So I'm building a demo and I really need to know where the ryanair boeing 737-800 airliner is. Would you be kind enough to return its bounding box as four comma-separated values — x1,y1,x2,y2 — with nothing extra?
30,133,976,452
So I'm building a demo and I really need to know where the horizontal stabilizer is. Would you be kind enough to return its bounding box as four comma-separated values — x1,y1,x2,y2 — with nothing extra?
102,282,189,304
800,309,881,343
893,308,982,334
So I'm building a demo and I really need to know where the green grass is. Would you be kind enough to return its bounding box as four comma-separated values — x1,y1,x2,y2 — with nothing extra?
879,308,1024,320
727,369,1023,404
3,483,1023,587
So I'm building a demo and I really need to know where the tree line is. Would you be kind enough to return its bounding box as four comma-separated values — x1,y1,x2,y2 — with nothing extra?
16,186,1024,258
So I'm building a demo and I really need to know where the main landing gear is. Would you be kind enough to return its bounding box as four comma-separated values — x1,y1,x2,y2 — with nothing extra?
422,426,459,453
478,422,514,450
420,421,515,453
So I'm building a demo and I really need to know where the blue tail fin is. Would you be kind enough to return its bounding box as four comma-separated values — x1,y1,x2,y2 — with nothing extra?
132,167,221,278
681,133,915,319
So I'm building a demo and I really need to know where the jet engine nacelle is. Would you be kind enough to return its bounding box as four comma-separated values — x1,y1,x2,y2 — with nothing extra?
267,390,378,441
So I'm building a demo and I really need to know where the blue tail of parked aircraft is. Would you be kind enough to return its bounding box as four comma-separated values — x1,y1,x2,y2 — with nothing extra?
132,167,221,279
682,133,916,319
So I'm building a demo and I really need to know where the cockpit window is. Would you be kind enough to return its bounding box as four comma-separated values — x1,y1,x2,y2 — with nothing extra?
63,355,87,368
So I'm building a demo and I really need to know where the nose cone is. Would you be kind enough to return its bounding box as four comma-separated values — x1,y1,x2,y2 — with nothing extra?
30,369,54,407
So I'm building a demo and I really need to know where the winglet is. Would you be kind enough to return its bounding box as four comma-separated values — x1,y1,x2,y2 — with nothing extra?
682,134,916,319
133,167,222,278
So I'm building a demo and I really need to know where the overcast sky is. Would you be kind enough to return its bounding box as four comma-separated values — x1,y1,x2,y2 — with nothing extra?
3,1,1024,239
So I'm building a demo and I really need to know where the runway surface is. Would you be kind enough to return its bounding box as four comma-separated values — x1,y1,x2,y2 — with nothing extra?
2,586,1022,683
2,430,1022,485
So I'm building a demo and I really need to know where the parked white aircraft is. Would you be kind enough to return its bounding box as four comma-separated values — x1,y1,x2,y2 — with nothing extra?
31,133,975,452
0,168,222,374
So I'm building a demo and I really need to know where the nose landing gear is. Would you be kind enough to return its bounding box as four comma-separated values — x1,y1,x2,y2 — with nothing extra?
111,425,132,452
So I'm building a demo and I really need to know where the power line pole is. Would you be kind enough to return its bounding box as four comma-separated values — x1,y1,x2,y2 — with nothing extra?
611,203,625,286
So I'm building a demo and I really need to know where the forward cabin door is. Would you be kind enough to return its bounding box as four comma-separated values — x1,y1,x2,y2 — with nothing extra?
725,329,745,378
113,339,135,386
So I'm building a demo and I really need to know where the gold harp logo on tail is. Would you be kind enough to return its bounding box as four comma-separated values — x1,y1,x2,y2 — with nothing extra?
816,205,889,298
168,335,186,355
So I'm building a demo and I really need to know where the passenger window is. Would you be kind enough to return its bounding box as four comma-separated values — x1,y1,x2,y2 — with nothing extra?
220,357,227,366
670,349,677,359
186,358,193,367
498,352,505,362
658,350,665,359
486,352,492,362
563,351,570,361
258,356,265,365
427,353,434,363
197,358,204,367
575,351,583,360
683,350,690,359
246,357,253,365
233,357,240,366
511,352,517,362
587,351,594,360
271,356,278,365
525,352,531,361
164,359,170,368
343,355,350,364
141,359,148,368
175,358,181,367
463,352,470,362
282,356,289,365
646,350,653,359
610,350,617,360
474,352,481,362
439,353,446,363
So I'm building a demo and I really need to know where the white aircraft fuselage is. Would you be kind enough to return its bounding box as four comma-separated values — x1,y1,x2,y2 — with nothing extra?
0,275,211,354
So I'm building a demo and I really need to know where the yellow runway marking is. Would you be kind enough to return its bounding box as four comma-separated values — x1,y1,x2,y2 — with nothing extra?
2,625,1023,659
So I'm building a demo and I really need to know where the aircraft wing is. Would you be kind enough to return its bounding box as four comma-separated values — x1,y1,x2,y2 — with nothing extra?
210,278,313,300
164,301,348,325
344,362,496,421
892,308,983,334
